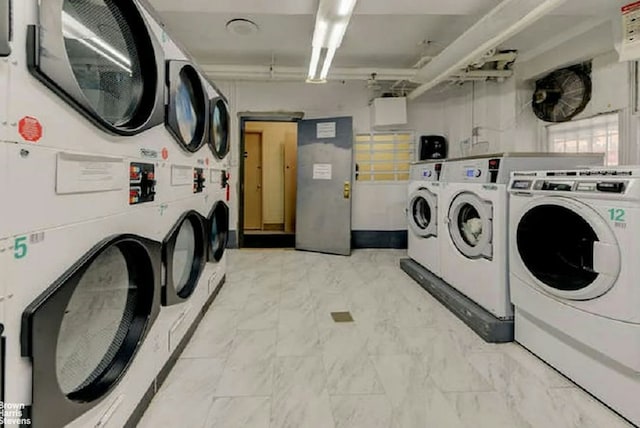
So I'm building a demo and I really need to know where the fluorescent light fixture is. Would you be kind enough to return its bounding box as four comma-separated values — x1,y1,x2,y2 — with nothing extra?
306,0,357,82
308,46,321,80
320,46,336,80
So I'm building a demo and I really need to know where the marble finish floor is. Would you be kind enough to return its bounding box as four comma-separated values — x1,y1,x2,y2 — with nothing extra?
138,249,633,428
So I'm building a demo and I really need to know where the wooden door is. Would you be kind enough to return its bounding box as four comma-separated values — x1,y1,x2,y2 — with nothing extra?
244,131,263,230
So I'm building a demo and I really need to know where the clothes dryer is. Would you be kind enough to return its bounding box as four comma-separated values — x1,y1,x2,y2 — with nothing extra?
7,0,165,153
439,153,603,320
3,207,163,428
407,160,445,277
509,167,640,426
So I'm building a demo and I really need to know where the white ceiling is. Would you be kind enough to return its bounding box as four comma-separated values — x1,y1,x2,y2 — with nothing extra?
148,0,616,73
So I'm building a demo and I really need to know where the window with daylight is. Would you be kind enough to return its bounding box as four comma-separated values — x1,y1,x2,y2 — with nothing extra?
546,113,620,166
354,132,414,182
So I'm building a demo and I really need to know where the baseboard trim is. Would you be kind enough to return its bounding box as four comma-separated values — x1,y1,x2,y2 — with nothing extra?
400,258,513,343
352,230,408,249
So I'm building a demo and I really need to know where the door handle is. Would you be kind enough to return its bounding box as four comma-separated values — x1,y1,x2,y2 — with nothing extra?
343,182,350,199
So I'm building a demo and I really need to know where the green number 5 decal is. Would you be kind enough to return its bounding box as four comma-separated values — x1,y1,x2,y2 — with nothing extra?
14,236,28,259
608,208,626,222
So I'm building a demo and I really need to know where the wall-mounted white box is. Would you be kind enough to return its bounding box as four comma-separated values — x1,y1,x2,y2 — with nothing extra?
370,97,407,128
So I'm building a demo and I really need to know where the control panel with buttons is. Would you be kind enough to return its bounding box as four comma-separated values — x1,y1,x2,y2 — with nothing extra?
129,162,156,205
193,168,206,193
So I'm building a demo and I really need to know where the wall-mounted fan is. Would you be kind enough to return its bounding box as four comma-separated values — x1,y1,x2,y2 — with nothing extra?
532,66,592,123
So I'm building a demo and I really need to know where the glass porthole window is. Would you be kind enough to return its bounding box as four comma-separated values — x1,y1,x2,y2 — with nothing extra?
162,212,206,305
56,246,134,395
412,197,432,230
172,220,196,293
209,202,229,262
29,0,164,134
210,98,230,159
166,62,208,152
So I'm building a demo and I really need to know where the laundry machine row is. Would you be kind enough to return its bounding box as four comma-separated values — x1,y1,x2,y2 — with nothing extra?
0,0,231,427
405,152,604,342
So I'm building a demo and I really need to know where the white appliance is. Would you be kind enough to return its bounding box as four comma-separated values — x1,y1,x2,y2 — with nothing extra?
439,153,604,320
407,160,445,277
1,1,229,427
509,167,640,426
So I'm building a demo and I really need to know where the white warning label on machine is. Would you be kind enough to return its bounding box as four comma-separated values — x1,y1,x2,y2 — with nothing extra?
313,163,332,180
56,152,125,194
171,165,193,186
317,122,336,139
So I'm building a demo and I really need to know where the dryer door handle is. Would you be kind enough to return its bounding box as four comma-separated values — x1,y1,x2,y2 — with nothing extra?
592,242,620,277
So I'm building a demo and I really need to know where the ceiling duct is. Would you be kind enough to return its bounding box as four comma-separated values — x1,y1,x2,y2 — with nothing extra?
408,0,568,100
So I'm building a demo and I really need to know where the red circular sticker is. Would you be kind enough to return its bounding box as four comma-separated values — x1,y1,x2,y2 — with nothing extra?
161,147,169,160
18,116,43,142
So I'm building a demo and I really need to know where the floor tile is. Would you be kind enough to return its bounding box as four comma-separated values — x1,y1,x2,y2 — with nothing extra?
215,329,276,396
330,394,392,428
181,308,239,359
203,396,271,428
138,358,225,428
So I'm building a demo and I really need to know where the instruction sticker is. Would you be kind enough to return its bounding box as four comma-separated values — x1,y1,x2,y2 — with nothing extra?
56,152,125,194
313,163,332,180
317,122,336,139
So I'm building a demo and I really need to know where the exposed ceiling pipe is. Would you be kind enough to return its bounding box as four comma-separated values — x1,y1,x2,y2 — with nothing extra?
408,0,568,100
201,64,417,82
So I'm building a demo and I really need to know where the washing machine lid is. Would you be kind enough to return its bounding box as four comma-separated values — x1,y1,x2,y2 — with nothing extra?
208,201,229,262
20,234,161,428
209,97,230,160
162,210,207,305
515,197,620,300
166,60,208,153
408,188,438,238
447,192,493,259
28,0,165,135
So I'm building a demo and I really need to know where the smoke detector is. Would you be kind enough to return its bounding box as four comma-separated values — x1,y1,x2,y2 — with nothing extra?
226,19,259,36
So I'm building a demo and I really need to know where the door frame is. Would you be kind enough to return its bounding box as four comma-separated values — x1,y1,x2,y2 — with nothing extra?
237,113,303,248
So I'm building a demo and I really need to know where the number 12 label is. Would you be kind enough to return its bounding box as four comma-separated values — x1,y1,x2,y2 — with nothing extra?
609,208,626,222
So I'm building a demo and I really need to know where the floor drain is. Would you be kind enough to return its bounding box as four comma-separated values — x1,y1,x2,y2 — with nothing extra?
331,312,354,323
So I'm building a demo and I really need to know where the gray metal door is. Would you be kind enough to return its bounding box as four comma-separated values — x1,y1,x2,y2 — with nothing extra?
296,117,353,255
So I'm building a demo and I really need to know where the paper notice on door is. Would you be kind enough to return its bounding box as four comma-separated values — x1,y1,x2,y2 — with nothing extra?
56,152,125,194
313,163,332,180
317,122,336,139
621,2,640,61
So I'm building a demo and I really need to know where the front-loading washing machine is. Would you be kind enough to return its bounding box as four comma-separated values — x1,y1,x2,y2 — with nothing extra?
509,167,640,426
439,153,603,320
407,160,445,277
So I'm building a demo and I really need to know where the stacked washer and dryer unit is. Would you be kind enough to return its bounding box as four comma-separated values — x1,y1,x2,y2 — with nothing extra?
508,167,640,426
0,1,230,427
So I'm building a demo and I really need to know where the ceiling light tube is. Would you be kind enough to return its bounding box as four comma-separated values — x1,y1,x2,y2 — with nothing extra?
337,0,357,17
320,46,336,80
308,46,322,80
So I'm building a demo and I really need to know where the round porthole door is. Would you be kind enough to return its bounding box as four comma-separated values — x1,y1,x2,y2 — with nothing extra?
162,211,207,305
208,201,229,262
29,0,165,135
447,192,493,260
516,197,620,300
166,61,208,152
209,97,230,160
408,188,437,238
21,235,162,428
